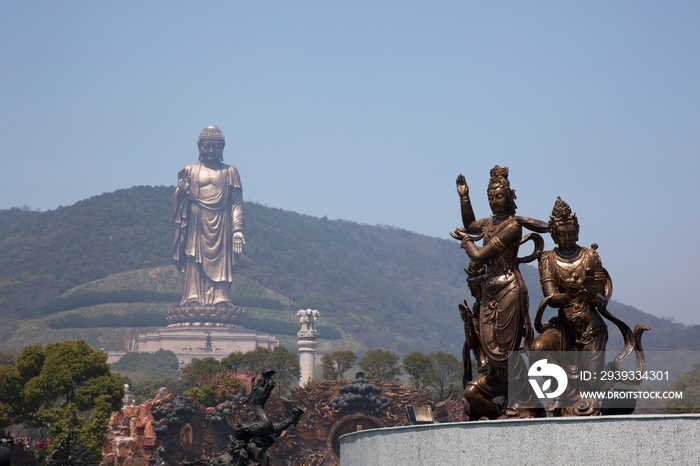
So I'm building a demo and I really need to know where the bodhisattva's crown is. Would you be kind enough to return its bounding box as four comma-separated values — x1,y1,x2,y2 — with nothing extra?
487,165,517,209
489,165,510,188
550,196,577,224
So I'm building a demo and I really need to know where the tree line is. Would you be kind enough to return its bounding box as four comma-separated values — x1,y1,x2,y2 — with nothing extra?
322,348,463,401
45,311,342,339
111,346,302,405
33,291,286,321
3,339,700,466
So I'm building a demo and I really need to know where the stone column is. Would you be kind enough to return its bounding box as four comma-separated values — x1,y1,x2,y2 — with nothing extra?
122,384,135,408
297,309,320,387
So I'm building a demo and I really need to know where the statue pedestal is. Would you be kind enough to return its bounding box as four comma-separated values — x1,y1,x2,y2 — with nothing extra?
166,303,246,327
134,303,277,365
340,414,700,465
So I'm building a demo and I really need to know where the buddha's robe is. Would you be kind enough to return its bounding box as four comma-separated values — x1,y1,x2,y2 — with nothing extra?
172,162,243,305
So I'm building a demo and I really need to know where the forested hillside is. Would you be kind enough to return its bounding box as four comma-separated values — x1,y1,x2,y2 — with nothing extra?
0,186,691,354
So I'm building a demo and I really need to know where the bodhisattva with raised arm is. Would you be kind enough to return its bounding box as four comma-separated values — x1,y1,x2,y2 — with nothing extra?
168,126,246,327
531,197,649,416
451,165,547,420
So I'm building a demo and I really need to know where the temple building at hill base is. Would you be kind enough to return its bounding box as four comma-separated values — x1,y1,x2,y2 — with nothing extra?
107,327,278,365
106,304,278,365
106,307,323,383
135,326,278,365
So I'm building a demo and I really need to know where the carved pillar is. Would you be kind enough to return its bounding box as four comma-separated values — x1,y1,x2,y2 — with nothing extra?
122,383,135,408
297,309,320,387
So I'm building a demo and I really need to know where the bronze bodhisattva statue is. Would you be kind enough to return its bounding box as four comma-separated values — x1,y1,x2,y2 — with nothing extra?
451,166,548,420
531,197,649,416
453,170,650,420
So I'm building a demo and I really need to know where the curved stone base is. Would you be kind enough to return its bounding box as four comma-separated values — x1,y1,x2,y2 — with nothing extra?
166,303,246,327
340,414,700,465
134,326,279,365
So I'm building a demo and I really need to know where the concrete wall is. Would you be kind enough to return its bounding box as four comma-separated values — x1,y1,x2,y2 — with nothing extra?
340,414,700,466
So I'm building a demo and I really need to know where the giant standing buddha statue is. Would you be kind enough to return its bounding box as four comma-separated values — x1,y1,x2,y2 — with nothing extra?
132,127,277,363
167,125,247,328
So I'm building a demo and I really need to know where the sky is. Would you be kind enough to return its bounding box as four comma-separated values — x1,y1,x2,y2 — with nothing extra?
1,2,699,324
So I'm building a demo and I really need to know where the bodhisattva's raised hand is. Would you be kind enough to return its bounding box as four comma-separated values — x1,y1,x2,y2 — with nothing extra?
456,174,469,199
458,300,474,324
233,231,245,254
177,169,191,194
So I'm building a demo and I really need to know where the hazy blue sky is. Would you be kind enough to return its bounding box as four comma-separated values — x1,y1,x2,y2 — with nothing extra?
2,2,699,324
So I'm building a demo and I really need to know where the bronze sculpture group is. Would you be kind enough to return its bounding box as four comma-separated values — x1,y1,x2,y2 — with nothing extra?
452,166,648,420
169,127,648,443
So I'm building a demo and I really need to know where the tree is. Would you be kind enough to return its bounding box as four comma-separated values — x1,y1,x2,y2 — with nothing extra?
403,351,435,390
359,349,402,381
110,349,179,383
221,346,300,397
177,346,302,407
402,351,461,400
221,351,247,375
183,370,248,407
180,358,223,388
321,351,357,380
46,429,97,466
0,341,124,462
243,347,275,376
266,346,302,396
428,352,462,401
664,362,700,413
211,372,247,404
184,386,217,407
0,353,14,366
222,347,270,376
131,377,189,404
0,364,22,428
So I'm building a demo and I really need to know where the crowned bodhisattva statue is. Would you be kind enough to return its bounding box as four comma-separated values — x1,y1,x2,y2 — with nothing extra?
451,166,548,420
167,126,246,327
531,197,649,416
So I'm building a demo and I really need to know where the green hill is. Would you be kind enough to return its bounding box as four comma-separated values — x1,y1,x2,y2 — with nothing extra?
0,186,689,355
